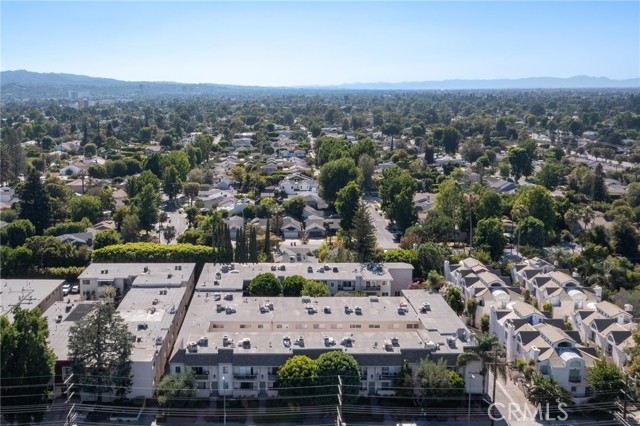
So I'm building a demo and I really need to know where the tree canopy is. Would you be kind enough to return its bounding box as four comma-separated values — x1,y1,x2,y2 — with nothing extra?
68,303,134,402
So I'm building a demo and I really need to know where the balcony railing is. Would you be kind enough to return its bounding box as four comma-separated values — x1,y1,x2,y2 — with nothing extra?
194,374,209,380
364,285,381,292
234,374,257,380
338,286,354,291
268,374,277,381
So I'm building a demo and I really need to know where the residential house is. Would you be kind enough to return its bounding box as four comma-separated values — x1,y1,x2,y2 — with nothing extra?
279,173,318,195
281,216,301,239
226,216,245,240
304,215,325,239
485,177,518,194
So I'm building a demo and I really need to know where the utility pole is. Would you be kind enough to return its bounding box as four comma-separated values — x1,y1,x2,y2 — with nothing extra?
336,375,343,426
64,374,77,426
490,351,502,426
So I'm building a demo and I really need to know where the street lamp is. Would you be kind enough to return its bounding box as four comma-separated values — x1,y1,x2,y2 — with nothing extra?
222,376,226,426
467,372,476,426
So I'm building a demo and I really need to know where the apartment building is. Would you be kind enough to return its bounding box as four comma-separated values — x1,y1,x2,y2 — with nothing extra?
168,289,475,399
1,279,65,321
45,286,192,400
198,262,414,297
77,263,196,299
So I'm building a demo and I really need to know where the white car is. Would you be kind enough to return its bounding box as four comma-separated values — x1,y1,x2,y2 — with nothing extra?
62,284,71,296
71,284,80,294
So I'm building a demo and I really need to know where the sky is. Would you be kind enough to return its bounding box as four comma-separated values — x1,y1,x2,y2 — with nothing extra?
1,1,639,87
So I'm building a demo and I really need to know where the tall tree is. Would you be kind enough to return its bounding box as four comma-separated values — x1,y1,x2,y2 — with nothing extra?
358,154,375,192
414,358,464,407
157,372,196,413
18,169,51,233
276,356,318,406
315,351,360,405
1,307,55,424
264,218,272,261
592,163,608,202
508,146,533,181
474,218,507,261
318,157,359,205
351,200,377,262
163,165,183,201
335,181,361,230
248,225,258,263
68,303,134,403
134,184,161,233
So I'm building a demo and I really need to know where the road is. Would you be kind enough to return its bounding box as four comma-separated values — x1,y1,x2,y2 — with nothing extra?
363,199,399,251
159,201,188,244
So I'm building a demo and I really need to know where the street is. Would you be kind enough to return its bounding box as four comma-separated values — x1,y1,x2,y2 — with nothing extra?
159,200,188,244
363,199,399,251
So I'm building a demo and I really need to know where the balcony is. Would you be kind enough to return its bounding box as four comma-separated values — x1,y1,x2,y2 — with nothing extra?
194,374,209,380
364,285,381,292
234,374,257,380
337,286,354,291
268,374,278,381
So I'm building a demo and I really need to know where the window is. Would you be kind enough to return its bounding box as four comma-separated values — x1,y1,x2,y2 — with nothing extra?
571,386,576,392
539,365,549,375
369,324,380,329
240,324,251,329
223,367,229,374
258,325,264,329
197,381,208,389
382,292,389,296
568,368,581,383
175,367,181,373
394,291,401,296
350,324,361,329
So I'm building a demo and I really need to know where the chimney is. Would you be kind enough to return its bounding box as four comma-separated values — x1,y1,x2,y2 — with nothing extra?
593,285,602,301
531,346,540,363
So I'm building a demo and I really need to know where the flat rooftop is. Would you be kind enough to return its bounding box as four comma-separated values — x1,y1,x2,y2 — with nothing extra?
118,287,187,362
1,279,64,320
79,263,196,287
173,290,472,360
196,262,405,292
45,301,100,359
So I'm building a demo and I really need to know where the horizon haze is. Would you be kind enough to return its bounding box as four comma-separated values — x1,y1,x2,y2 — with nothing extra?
1,1,639,87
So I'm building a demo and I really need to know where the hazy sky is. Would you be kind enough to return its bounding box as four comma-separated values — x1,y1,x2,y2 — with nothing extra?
2,1,639,86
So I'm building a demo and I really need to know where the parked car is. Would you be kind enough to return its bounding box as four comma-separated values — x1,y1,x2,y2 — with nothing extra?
71,284,80,294
62,284,71,296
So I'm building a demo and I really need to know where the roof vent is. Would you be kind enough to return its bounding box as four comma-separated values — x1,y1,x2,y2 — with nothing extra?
354,306,362,315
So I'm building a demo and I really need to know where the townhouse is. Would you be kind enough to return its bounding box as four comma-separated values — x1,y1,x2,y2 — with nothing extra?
445,256,637,400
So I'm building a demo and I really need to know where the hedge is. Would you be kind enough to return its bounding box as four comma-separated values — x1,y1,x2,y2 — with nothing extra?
92,243,222,280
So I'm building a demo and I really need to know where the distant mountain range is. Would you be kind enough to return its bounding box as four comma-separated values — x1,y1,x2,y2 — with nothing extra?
1,70,639,99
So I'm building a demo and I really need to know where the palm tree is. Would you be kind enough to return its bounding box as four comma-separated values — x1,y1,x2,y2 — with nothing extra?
457,332,507,396
581,206,595,230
